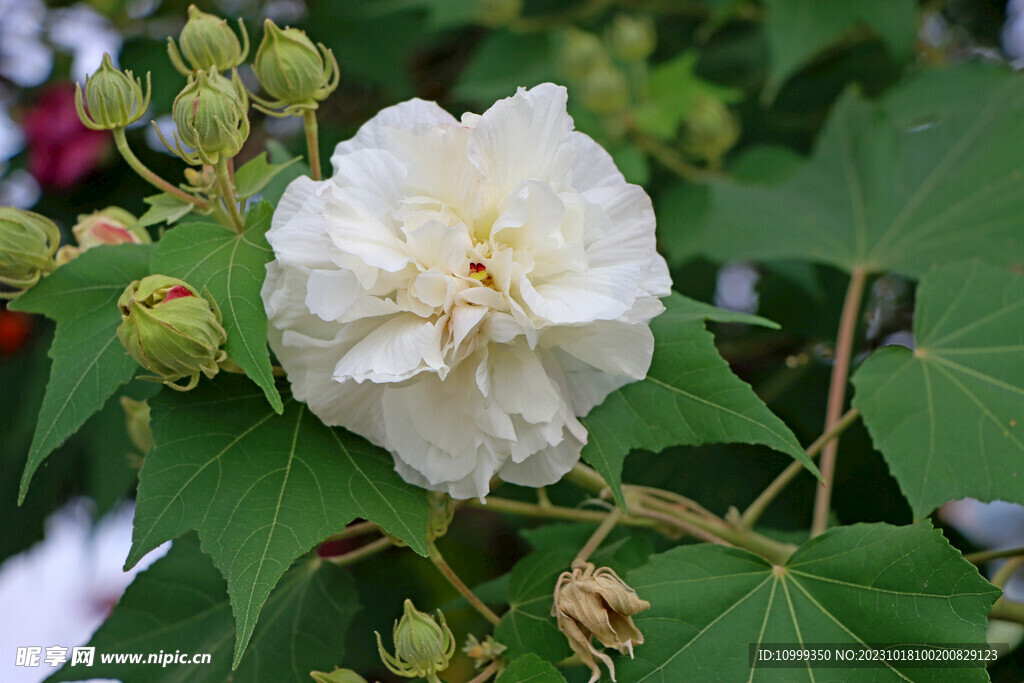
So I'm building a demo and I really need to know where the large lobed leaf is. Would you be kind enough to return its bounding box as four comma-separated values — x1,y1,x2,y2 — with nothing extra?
10,244,152,503
619,522,998,681
705,64,1024,278
49,534,360,682
853,262,1024,516
763,0,916,93
496,654,568,683
126,374,431,667
581,293,817,508
151,202,283,413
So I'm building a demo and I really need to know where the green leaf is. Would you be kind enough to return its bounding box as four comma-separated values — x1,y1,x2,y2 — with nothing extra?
454,31,558,105
632,52,741,140
853,262,1024,516
581,293,816,508
137,192,195,228
764,0,916,93
48,533,360,682
495,531,651,665
264,140,309,206
496,654,568,683
705,65,1024,278
234,152,301,200
151,202,283,413
127,374,430,667
619,521,998,681
9,244,152,503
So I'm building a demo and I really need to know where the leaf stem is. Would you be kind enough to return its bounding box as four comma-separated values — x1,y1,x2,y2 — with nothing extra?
322,536,392,567
214,156,246,234
628,127,710,183
473,496,657,528
990,598,1024,624
991,557,1024,590
322,520,380,544
466,661,500,683
811,266,868,537
303,110,322,181
965,546,1024,565
112,128,209,210
428,541,501,626
739,408,861,530
573,507,623,566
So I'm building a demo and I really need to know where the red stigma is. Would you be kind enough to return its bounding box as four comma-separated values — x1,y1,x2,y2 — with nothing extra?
164,285,193,302
470,263,486,273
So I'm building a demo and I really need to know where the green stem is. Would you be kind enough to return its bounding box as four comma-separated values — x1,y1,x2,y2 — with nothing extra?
739,408,861,531
214,156,246,233
113,128,209,210
990,598,1024,625
465,661,500,683
428,541,501,626
322,520,379,544
303,110,322,181
573,507,623,566
965,546,1024,565
811,266,868,537
991,557,1024,589
628,127,709,183
321,536,392,567
474,496,656,528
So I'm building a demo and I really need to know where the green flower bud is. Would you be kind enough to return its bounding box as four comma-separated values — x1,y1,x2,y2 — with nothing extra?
253,20,339,111
73,207,150,251
476,0,522,27
169,69,250,164
682,93,740,165
75,53,151,131
309,669,367,683
558,28,608,82
607,14,656,63
168,4,249,76
580,63,630,115
120,396,153,454
116,275,227,391
0,208,60,298
376,600,455,679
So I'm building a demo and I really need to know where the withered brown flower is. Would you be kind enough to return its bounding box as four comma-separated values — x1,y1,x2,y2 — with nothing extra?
552,561,651,683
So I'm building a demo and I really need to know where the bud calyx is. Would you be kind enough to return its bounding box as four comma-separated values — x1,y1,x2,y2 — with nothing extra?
252,19,339,116
376,599,454,679
168,5,249,76
0,208,61,298
75,53,151,131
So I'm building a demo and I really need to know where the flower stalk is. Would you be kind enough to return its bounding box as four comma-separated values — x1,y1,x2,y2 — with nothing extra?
427,541,501,626
304,108,322,181
811,266,868,537
321,536,393,567
112,129,209,210
214,156,245,233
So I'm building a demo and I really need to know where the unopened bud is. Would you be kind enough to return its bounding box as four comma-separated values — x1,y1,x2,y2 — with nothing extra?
476,0,523,27
682,93,740,164
253,20,338,112
0,208,60,298
558,28,608,82
167,70,250,164
581,63,630,115
120,396,153,453
116,275,227,391
75,53,151,131
552,562,650,683
168,4,249,76
73,207,149,251
607,14,656,62
309,669,367,683
376,599,454,679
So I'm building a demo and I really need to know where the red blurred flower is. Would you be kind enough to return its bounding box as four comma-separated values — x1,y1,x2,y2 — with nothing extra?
22,83,111,190
0,309,32,355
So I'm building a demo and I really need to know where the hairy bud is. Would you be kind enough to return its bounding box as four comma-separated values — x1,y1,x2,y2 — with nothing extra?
581,63,629,115
552,562,651,683
558,28,609,82
73,207,149,251
376,599,455,679
253,20,338,112
0,208,60,298
168,4,249,76
168,70,250,164
75,53,151,131
607,14,656,63
682,93,740,165
116,275,227,391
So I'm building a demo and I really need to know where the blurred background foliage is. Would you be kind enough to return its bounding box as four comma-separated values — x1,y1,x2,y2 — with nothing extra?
1,0,1022,679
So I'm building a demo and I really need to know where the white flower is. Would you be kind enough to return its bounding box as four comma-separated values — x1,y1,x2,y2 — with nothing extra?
261,83,671,500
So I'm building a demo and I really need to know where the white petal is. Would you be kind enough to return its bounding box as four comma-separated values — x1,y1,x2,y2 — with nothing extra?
499,428,584,487
330,98,458,171
333,314,444,383
467,83,574,211
489,341,562,424
305,269,360,322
